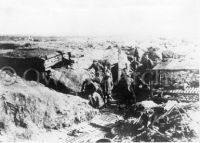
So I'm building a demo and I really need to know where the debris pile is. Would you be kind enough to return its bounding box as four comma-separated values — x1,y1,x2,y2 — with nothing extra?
111,101,200,142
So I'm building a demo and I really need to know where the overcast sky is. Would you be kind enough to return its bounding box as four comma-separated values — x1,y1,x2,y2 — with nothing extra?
0,0,199,39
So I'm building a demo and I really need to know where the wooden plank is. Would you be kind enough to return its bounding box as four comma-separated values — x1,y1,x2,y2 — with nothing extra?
65,124,105,143
118,46,122,82
90,113,118,128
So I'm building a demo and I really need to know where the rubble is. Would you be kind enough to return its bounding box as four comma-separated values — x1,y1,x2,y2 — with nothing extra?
110,101,200,142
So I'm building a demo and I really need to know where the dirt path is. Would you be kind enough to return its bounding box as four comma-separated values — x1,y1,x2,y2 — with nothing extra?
23,111,121,143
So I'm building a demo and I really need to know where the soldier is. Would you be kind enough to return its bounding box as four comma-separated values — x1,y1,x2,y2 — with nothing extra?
102,67,113,104
88,60,104,75
141,54,154,70
116,74,136,107
81,76,106,109
81,78,96,98
134,47,140,62
88,92,105,109
130,56,140,72
92,72,104,99
92,72,101,84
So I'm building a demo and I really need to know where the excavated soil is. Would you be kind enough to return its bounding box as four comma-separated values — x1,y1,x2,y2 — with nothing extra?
0,73,98,142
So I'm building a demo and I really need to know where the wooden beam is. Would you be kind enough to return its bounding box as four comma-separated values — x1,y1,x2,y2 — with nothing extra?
118,46,122,82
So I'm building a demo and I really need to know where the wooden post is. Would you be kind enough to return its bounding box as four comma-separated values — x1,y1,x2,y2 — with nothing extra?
118,46,122,82
159,70,161,86
150,71,152,97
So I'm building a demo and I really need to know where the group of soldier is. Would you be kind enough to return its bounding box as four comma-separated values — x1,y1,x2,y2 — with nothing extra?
81,46,160,109
81,59,113,108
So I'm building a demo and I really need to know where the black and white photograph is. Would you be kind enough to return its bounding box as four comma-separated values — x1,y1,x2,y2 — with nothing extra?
0,0,200,142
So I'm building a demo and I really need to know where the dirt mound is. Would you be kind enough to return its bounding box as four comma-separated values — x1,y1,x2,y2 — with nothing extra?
50,68,90,92
0,73,98,141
